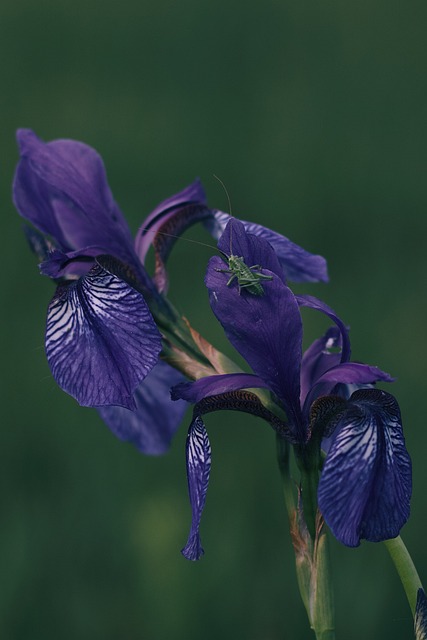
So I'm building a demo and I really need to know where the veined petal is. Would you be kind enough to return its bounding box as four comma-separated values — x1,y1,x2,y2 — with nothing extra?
182,416,212,561
207,210,328,283
46,262,162,409
98,361,188,454
13,129,139,270
135,179,211,292
318,389,412,547
171,372,269,403
206,230,304,439
415,589,427,640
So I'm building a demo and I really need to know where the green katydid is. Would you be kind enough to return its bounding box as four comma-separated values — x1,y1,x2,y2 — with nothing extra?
212,176,273,296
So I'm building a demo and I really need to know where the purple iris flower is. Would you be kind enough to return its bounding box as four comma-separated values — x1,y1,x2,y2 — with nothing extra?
172,219,411,559
14,130,330,454
13,129,195,453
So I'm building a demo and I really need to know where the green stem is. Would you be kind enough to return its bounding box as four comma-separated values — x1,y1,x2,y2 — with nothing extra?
276,436,295,518
276,436,335,639
298,462,319,540
312,525,335,640
294,442,322,540
384,536,423,615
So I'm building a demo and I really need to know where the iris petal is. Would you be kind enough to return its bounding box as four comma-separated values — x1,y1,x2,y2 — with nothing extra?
171,372,269,403
135,178,207,259
40,247,101,278
98,361,188,454
13,129,141,275
314,362,394,387
46,261,162,409
205,224,304,438
318,389,412,547
182,416,212,561
135,179,211,292
207,210,328,283
300,327,342,405
303,361,395,417
296,294,351,364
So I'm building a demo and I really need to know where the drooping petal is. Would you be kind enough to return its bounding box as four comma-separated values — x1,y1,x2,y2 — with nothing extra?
171,372,269,403
182,416,212,561
173,383,295,443
13,129,141,274
318,389,412,547
296,294,351,364
97,361,188,454
415,589,427,640
134,179,211,292
206,229,304,439
46,261,162,409
206,210,329,283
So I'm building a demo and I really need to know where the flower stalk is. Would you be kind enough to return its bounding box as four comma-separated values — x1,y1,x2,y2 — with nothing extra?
277,435,335,639
384,536,423,615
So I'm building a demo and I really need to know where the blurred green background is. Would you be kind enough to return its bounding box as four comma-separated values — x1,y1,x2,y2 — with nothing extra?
1,0,427,638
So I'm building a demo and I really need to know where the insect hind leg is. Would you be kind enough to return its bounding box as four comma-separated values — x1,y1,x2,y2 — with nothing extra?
253,272,273,281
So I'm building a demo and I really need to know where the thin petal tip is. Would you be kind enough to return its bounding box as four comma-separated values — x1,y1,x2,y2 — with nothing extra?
181,534,205,561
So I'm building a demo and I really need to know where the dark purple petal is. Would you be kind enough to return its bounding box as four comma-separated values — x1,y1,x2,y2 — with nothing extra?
318,389,412,547
207,210,328,283
98,361,188,454
296,294,351,364
300,326,342,406
314,362,394,387
415,589,427,640
206,251,304,439
46,261,162,409
136,179,207,253
171,372,269,403
13,130,140,271
135,179,211,292
40,247,101,278
303,358,394,420
216,218,285,281
182,416,212,561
